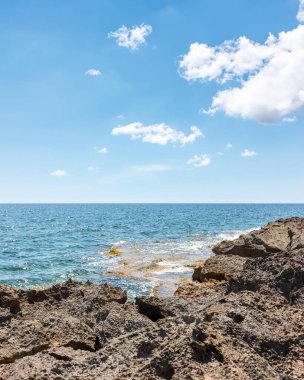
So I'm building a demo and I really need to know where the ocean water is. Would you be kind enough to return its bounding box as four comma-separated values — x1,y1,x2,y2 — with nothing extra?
0,204,303,298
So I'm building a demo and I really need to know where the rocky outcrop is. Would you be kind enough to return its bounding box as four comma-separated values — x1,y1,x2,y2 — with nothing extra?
213,217,304,257
0,218,304,379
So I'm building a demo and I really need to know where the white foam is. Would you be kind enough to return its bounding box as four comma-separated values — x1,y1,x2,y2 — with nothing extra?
111,240,127,247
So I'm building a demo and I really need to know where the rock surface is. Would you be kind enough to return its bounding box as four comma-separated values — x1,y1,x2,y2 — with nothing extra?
213,217,304,257
0,218,304,379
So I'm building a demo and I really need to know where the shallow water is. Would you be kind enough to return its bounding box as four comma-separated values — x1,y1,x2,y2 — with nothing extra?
0,204,303,298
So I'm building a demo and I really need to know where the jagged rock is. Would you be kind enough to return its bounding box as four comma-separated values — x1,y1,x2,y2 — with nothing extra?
0,218,304,379
193,254,247,283
213,217,304,257
0,286,20,314
0,280,127,366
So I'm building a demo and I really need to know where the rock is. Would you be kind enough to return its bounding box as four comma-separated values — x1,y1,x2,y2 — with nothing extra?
0,280,127,366
0,218,304,379
193,254,247,283
0,286,20,314
213,217,304,257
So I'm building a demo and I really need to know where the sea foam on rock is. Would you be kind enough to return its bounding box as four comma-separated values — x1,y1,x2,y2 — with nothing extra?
0,218,304,379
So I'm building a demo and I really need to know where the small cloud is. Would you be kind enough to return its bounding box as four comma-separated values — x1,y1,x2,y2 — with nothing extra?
282,116,297,123
95,147,108,154
297,0,304,23
241,149,257,157
187,154,211,168
226,143,233,149
50,169,67,177
108,23,152,50
88,166,99,172
116,114,125,119
218,152,224,156
112,122,203,146
85,69,101,76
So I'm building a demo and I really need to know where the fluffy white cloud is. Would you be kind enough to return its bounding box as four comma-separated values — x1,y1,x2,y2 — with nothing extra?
85,69,101,76
97,147,108,154
112,122,203,146
179,20,304,123
179,34,276,83
50,170,67,177
226,143,233,149
187,154,211,167
298,0,304,23
88,166,99,171
241,149,257,157
108,24,152,50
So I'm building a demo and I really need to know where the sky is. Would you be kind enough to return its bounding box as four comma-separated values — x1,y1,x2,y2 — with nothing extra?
0,0,303,203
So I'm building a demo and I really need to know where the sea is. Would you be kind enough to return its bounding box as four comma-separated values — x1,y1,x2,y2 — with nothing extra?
1,204,303,298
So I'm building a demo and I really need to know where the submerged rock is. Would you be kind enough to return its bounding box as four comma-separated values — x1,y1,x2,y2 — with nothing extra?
0,218,304,379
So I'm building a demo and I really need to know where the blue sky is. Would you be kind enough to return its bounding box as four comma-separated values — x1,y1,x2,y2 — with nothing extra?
0,0,303,202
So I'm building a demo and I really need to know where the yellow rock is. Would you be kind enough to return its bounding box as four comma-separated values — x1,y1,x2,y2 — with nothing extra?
108,247,123,255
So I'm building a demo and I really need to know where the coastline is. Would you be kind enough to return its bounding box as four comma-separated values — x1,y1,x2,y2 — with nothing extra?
1,217,303,379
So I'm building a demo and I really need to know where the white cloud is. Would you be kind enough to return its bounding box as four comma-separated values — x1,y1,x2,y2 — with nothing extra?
133,164,171,173
241,149,257,157
85,69,101,76
282,116,297,123
97,147,108,154
298,0,304,23
88,166,99,171
50,170,67,177
116,114,125,119
112,122,203,146
108,24,152,50
226,143,233,149
179,20,304,124
187,154,211,168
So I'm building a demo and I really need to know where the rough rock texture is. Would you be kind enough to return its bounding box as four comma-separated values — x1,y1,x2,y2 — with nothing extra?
0,218,304,379
213,217,304,257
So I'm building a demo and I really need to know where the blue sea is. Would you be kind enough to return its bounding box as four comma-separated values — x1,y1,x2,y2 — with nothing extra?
0,204,303,298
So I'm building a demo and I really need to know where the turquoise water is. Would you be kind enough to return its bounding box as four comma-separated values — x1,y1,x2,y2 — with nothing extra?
0,204,303,297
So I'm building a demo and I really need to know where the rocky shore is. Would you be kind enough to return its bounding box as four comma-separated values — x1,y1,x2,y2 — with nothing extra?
0,217,303,379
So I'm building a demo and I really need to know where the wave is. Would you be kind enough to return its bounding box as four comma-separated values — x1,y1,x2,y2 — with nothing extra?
101,228,253,297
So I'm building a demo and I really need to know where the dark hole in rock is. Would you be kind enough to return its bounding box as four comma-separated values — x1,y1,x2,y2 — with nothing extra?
94,336,101,351
192,328,208,342
159,329,167,338
204,312,214,323
191,341,224,363
181,315,196,325
228,312,245,324
151,358,175,380
96,309,109,322
49,352,72,362
137,341,155,358
64,341,95,352
136,299,165,322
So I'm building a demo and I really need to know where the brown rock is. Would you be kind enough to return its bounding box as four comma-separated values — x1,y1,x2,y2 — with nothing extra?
213,217,304,257
193,254,247,283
